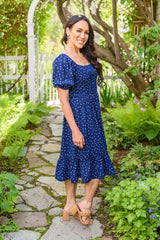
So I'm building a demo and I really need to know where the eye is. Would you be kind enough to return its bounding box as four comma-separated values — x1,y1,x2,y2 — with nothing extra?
77,30,81,32
85,32,89,35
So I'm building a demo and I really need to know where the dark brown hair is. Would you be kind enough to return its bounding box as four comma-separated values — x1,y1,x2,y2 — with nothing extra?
61,15,103,85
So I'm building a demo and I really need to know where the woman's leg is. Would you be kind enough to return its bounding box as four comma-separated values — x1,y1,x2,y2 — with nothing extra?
64,179,77,212
78,179,100,223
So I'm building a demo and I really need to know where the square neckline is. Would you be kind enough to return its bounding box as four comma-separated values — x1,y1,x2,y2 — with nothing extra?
61,53,91,67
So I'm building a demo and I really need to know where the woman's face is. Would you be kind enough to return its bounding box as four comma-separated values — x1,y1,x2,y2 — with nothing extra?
66,20,89,49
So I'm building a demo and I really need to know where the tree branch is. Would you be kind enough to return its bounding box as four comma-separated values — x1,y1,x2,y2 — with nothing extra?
81,0,86,15
112,0,121,62
132,0,157,27
56,0,68,27
87,0,132,61
92,25,115,51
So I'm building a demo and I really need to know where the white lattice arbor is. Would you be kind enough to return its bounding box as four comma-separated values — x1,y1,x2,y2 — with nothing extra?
27,0,41,103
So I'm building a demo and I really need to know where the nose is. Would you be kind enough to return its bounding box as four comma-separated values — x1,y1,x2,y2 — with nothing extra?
80,32,85,39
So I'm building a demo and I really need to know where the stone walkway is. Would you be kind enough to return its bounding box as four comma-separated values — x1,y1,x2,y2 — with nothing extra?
1,107,112,240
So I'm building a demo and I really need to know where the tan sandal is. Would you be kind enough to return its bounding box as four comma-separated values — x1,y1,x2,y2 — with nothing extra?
63,210,70,221
69,204,80,220
78,210,92,225
77,205,92,226
63,204,80,221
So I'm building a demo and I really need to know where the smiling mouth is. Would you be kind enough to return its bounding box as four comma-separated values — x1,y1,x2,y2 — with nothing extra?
77,40,84,44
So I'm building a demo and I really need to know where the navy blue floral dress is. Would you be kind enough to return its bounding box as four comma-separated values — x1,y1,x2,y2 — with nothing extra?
52,54,115,183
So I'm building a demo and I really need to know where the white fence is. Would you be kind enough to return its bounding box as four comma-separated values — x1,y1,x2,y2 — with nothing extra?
0,52,27,95
0,51,59,105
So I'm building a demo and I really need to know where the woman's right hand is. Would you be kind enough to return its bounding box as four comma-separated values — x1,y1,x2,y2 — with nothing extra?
72,128,85,149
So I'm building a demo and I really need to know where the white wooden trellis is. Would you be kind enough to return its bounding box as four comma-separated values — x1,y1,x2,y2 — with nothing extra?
0,51,59,105
27,0,40,103
0,50,27,95
27,0,60,105
40,52,59,105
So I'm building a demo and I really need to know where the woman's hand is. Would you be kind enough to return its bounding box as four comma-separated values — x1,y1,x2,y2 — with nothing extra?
72,128,85,149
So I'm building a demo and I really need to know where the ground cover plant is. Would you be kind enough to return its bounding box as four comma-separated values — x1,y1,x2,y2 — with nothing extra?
104,144,160,240
107,99,160,144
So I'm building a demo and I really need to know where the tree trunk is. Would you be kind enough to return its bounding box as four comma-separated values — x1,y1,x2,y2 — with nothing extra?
56,0,159,104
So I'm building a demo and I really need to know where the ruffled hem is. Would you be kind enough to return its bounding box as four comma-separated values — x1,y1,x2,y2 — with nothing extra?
55,154,115,184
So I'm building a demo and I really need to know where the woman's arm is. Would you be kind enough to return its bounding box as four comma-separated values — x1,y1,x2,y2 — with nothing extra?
57,87,85,149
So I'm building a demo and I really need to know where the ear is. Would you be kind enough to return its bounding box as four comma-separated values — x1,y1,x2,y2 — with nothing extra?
66,27,70,36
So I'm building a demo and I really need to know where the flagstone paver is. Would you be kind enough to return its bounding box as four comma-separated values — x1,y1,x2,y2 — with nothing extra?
12,212,47,228
16,196,23,204
28,171,40,177
16,204,32,211
15,179,26,185
31,134,49,142
37,176,85,196
2,230,41,240
48,207,63,216
20,187,58,210
26,152,48,168
41,143,61,152
21,175,34,182
15,184,24,191
42,153,59,165
49,123,63,136
1,107,113,240
28,145,41,152
41,216,103,240
35,166,56,175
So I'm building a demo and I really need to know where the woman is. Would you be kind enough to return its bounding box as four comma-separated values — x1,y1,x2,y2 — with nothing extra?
52,14,115,226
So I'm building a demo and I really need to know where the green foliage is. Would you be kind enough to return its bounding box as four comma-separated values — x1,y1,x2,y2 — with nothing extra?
0,0,56,55
0,93,53,167
107,99,160,143
118,144,160,182
104,144,160,240
105,177,160,240
124,26,160,79
102,113,133,149
0,219,19,239
100,80,134,108
0,172,19,214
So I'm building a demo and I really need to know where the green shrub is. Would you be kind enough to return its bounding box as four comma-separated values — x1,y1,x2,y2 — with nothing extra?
107,99,160,143
104,144,160,240
0,172,19,214
100,80,134,108
102,113,133,149
105,177,160,240
0,93,53,163
111,144,160,184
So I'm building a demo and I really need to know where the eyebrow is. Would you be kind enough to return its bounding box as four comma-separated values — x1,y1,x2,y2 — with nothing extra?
76,27,89,32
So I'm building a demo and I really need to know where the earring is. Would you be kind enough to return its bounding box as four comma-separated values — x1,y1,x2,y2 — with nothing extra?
66,34,69,43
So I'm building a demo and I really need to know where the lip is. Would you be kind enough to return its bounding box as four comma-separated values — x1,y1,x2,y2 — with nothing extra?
77,40,84,45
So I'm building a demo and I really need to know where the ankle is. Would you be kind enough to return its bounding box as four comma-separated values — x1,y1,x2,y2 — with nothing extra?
64,200,76,211
78,200,92,210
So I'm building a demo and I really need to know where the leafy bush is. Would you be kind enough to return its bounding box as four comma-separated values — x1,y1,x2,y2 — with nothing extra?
102,113,133,149
104,144,160,240
100,80,134,108
119,145,160,184
105,177,160,240
107,99,160,143
0,94,53,162
0,172,19,214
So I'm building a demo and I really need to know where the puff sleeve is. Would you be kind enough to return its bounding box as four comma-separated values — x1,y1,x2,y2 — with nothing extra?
52,55,74,90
